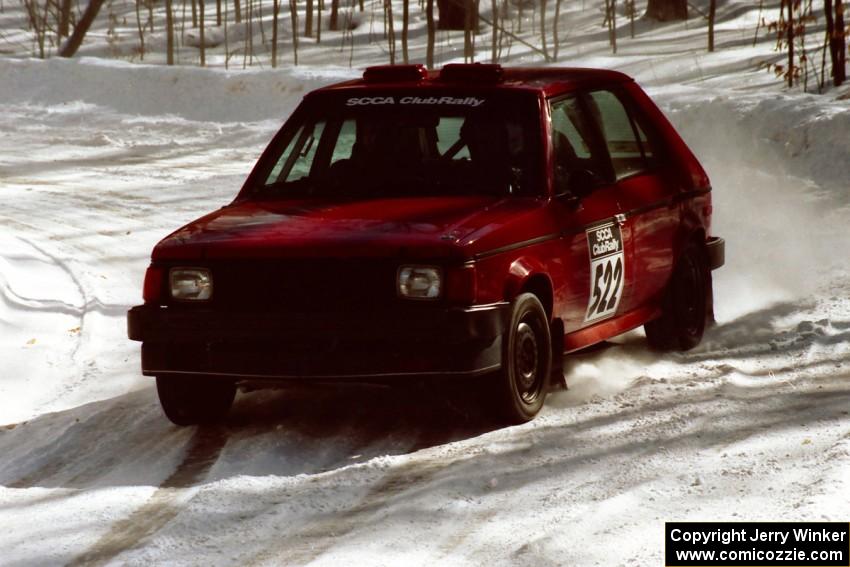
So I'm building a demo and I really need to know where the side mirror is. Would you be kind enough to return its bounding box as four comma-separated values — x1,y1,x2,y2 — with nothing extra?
555,168,598,203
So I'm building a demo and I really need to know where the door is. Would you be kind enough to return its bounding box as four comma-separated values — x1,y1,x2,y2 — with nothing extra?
549,94,630,333
582,89,678,312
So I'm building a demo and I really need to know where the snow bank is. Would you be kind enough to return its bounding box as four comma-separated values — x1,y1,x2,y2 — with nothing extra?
654,86,850,197
0,57,358,123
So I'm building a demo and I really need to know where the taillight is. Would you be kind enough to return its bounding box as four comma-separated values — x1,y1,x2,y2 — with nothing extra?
142,265,164,303
445,264,477,304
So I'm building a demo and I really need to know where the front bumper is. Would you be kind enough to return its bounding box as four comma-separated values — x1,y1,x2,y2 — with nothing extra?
127,303,508,380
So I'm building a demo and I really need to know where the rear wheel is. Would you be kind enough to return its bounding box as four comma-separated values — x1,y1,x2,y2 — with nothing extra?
494,293,552,424
645,243,708,351
156,375,236,426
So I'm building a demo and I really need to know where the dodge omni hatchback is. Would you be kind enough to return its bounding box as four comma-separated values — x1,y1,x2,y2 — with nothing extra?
128,63,724,426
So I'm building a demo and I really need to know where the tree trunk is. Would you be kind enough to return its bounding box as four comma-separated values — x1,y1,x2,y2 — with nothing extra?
835,0,847,85
305,0,313,36
234,0,241,23
199,0,205,65
644,0,686,21
317,0,322,43
289,0,299,63
59,0,105,56
165,0,174,64
553,0,562,59
540,0,548,60
787,0,794,87
708,0,716,51
402,0,409,63
135,0,145,58
224,0,229,68
464,0,473,60
608,0,617,53
330,0,339,29
216,0,221,25
58,0,72,36
491,0,498,62
191,0,197,27
385,0,396,63
426,0,434,68
271,0,279,66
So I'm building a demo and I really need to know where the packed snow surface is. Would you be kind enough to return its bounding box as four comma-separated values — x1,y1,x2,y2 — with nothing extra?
2,7,850,563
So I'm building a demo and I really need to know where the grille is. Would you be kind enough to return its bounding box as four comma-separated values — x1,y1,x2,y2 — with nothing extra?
178,259,399,313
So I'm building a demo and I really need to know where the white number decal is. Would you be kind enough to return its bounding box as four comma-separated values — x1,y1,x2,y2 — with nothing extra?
584,222,626,323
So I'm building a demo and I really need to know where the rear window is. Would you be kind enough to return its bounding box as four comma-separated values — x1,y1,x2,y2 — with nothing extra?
255,90,543,200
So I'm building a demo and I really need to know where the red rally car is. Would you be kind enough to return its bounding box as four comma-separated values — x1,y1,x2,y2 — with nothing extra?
128,63,724,426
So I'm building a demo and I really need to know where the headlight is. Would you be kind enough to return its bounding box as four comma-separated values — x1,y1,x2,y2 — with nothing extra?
170,268,213,301
397,266,442,300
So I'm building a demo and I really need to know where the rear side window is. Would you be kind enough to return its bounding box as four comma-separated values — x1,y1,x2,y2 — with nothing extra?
586,90,651,180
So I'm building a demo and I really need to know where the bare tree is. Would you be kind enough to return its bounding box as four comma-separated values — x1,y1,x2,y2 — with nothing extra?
272,0,280,66
605,0,617,53
553,0,562,59
58,0,72,37
199,0,205,65
708,0,716,51
491,0,498,62
234,0,241,22
385,0,396,63
540,0,548,60
305,0,313,36
786,0,794,87
59,0,106,56
317,0,323,43
289,0,299,63
135,0,145,58
165,0,174,64
463,0,473,61
426,0,435,68
834,0,847,84
402,0,409,63
330,0,339,29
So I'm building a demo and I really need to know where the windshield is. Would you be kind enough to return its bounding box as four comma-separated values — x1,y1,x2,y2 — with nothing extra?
253,91,543,200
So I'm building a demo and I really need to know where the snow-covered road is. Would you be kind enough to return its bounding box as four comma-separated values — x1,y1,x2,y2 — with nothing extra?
1,59,849,566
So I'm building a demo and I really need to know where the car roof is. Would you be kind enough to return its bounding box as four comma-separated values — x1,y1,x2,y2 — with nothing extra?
311,65,634,99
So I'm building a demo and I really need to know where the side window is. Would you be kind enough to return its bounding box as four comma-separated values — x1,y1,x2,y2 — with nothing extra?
550,96,612,191
435,116,470,160
586,90,648,180
265,120,326,184
632,118,654,162
329,119,356,165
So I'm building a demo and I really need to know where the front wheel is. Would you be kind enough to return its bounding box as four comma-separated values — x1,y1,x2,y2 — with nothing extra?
494,293,552,424
645,243,709,351
156,375,236,426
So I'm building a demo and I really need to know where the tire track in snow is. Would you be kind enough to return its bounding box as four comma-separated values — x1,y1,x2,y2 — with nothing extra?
246,447,452,566
65,426,228,567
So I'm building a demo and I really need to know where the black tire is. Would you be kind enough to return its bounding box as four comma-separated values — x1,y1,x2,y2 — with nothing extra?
156,375,236,426
645,242,708,351
494,293,552,424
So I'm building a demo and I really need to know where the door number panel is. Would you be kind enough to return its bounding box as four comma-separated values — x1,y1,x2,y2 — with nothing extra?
584,222,625,323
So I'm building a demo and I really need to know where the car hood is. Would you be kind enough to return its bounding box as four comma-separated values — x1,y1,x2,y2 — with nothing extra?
152,196,549,260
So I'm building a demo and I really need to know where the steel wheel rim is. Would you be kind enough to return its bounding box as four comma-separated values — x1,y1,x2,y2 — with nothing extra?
514,318,543,404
